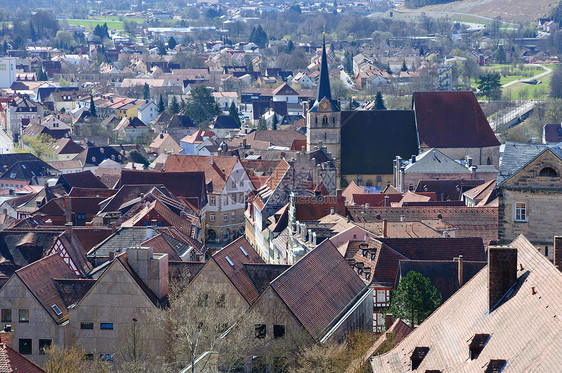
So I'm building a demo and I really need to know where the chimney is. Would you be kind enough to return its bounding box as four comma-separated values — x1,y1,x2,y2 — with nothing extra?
488,246,518,312
146,227,153,240
0,326,14,348
330,207,335,215
160,133,164,139
111,222,117,233
382,219,388,238
457,255,464,287
242,138,247,148
210,153,214,165
554,236,562,270
108,251,115,261
127,247,169,301
466,156,473,168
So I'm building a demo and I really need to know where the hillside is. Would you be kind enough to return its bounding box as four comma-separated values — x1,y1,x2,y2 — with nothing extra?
397,0,557,23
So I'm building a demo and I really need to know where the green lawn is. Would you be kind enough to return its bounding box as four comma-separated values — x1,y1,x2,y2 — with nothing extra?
503,73,551,100
64,19,125,30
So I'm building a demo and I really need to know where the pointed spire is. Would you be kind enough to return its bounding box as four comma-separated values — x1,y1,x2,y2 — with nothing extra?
316,29,333,105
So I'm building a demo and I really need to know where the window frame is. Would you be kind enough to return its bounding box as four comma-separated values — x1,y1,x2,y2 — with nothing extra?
100,323,114,330
80,322,94,330
39,339,52,355
18,309,29,323
255,324,266,339
273,324,285,339
18,338,32,355
1,309,11,322
210,213,216,222
514,202,527,222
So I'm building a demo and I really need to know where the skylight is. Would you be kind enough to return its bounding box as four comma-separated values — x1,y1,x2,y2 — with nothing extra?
239,246,248,256
51,304,62,316
225,256,234,266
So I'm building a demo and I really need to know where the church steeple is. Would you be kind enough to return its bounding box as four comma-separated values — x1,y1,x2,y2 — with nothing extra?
310,30,339,112
316,32,332,104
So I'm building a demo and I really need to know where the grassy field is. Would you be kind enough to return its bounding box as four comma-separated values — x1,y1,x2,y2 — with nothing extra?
64,19,125,30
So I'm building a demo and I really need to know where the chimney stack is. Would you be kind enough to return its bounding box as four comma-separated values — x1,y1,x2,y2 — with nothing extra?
456,255,464,287
554,236,562,270
488,246,518,312
210,153,214,165
127,247,169,301
382,219,388,238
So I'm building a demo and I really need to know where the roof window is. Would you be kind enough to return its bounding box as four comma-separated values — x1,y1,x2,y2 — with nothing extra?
51,304,62,316
225,256,234,266
485,359,507,373
240,246,248,256
469,334,490,360
411,347,429,370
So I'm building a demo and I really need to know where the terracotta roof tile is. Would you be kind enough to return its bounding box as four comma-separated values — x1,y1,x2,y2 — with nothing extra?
212,236,265,305
16,254,78,324
270,239,367,339
0,343,46,373
413,91,500,148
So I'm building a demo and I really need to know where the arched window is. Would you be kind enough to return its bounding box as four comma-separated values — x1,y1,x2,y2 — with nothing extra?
539,167,558,177
322,116,328,125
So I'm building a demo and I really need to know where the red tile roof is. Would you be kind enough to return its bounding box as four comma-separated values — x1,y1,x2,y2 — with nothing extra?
16,254,79,324
212,236,265,305
162,155,239,194
270,239,367,339
0,343,46,373
351,193,403,207
413,91,500,148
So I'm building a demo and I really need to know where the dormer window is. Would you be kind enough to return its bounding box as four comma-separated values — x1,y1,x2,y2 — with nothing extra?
410,347,429,370
485,360,506,373
469,334,490,360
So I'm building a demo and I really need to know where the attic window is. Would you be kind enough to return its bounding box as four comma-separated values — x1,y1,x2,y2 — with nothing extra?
411,347,429,370
485,359,507,373
539,167,557,177
469,334,490,360
21,164,26,169
10,173,16,179
225,256,234,266
240,246,248,256
51,304,62,316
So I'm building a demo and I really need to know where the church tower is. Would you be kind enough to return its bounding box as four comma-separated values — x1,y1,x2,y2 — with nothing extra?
306,33,342,188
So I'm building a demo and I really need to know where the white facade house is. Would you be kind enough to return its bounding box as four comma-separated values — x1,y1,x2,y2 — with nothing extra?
0,58,16,88
137,101,159,124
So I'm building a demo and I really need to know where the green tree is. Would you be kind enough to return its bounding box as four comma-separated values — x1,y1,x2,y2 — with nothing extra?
143,83,150,100
495,45,506,64
249,24,268,48
476,73,502,101
17,134,55,160
389,271,442,327
157,40,167,56
158,94,165,113
168,36,177,50
285,39,295,54
229,102,241,126
90,95,97,117
184,85,221,126
401,60,408,72
169,96,180,114
271,114,278,130
374,91,386,110
257,117,267,131
550,66,562,98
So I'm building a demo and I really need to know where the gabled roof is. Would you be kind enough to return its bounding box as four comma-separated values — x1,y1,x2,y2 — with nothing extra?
272,83,299,96
405,148,471,174
413,91,500,148
212,115,240,130
15,254,78,324
415,179,486,201
270,239,366,339
341,110,418,175
211,236,265,305
142,233,194,261
0,160,58,182
371,235,562,372
52,138,84,155
0,343,46,373
180,129,215,144
120,199,192,233
99,184,163,213
73,146,124,167
57,171,107,192
114,116,148,132
161,155,239,194
497,142,562,187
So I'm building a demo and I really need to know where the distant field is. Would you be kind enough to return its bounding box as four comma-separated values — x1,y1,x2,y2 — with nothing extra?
64,19,125,30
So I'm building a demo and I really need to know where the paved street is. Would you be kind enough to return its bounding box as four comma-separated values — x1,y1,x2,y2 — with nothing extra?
0,130,14,154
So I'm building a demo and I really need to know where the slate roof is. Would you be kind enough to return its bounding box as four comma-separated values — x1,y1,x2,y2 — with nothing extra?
371,235,562,372
211,236,265,305
73,146,124,167
413,91,500,148
212,115,240,129
0,153,43,171
142,233,195,261
57,171,107,192
169,114,195,128
0,343,46,373
415,179,486,201
229,129,305,150
15,254,78,324
405,148,471,174
243,263,291,295
341,110,418,175
0,229,62,274
309,39,339,112
270,239,367,339
497,142,562,187
0,160,58,182
114,116,148,131
99,184,163,213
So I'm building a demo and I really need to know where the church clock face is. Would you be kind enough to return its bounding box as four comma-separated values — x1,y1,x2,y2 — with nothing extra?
320,100,330,111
